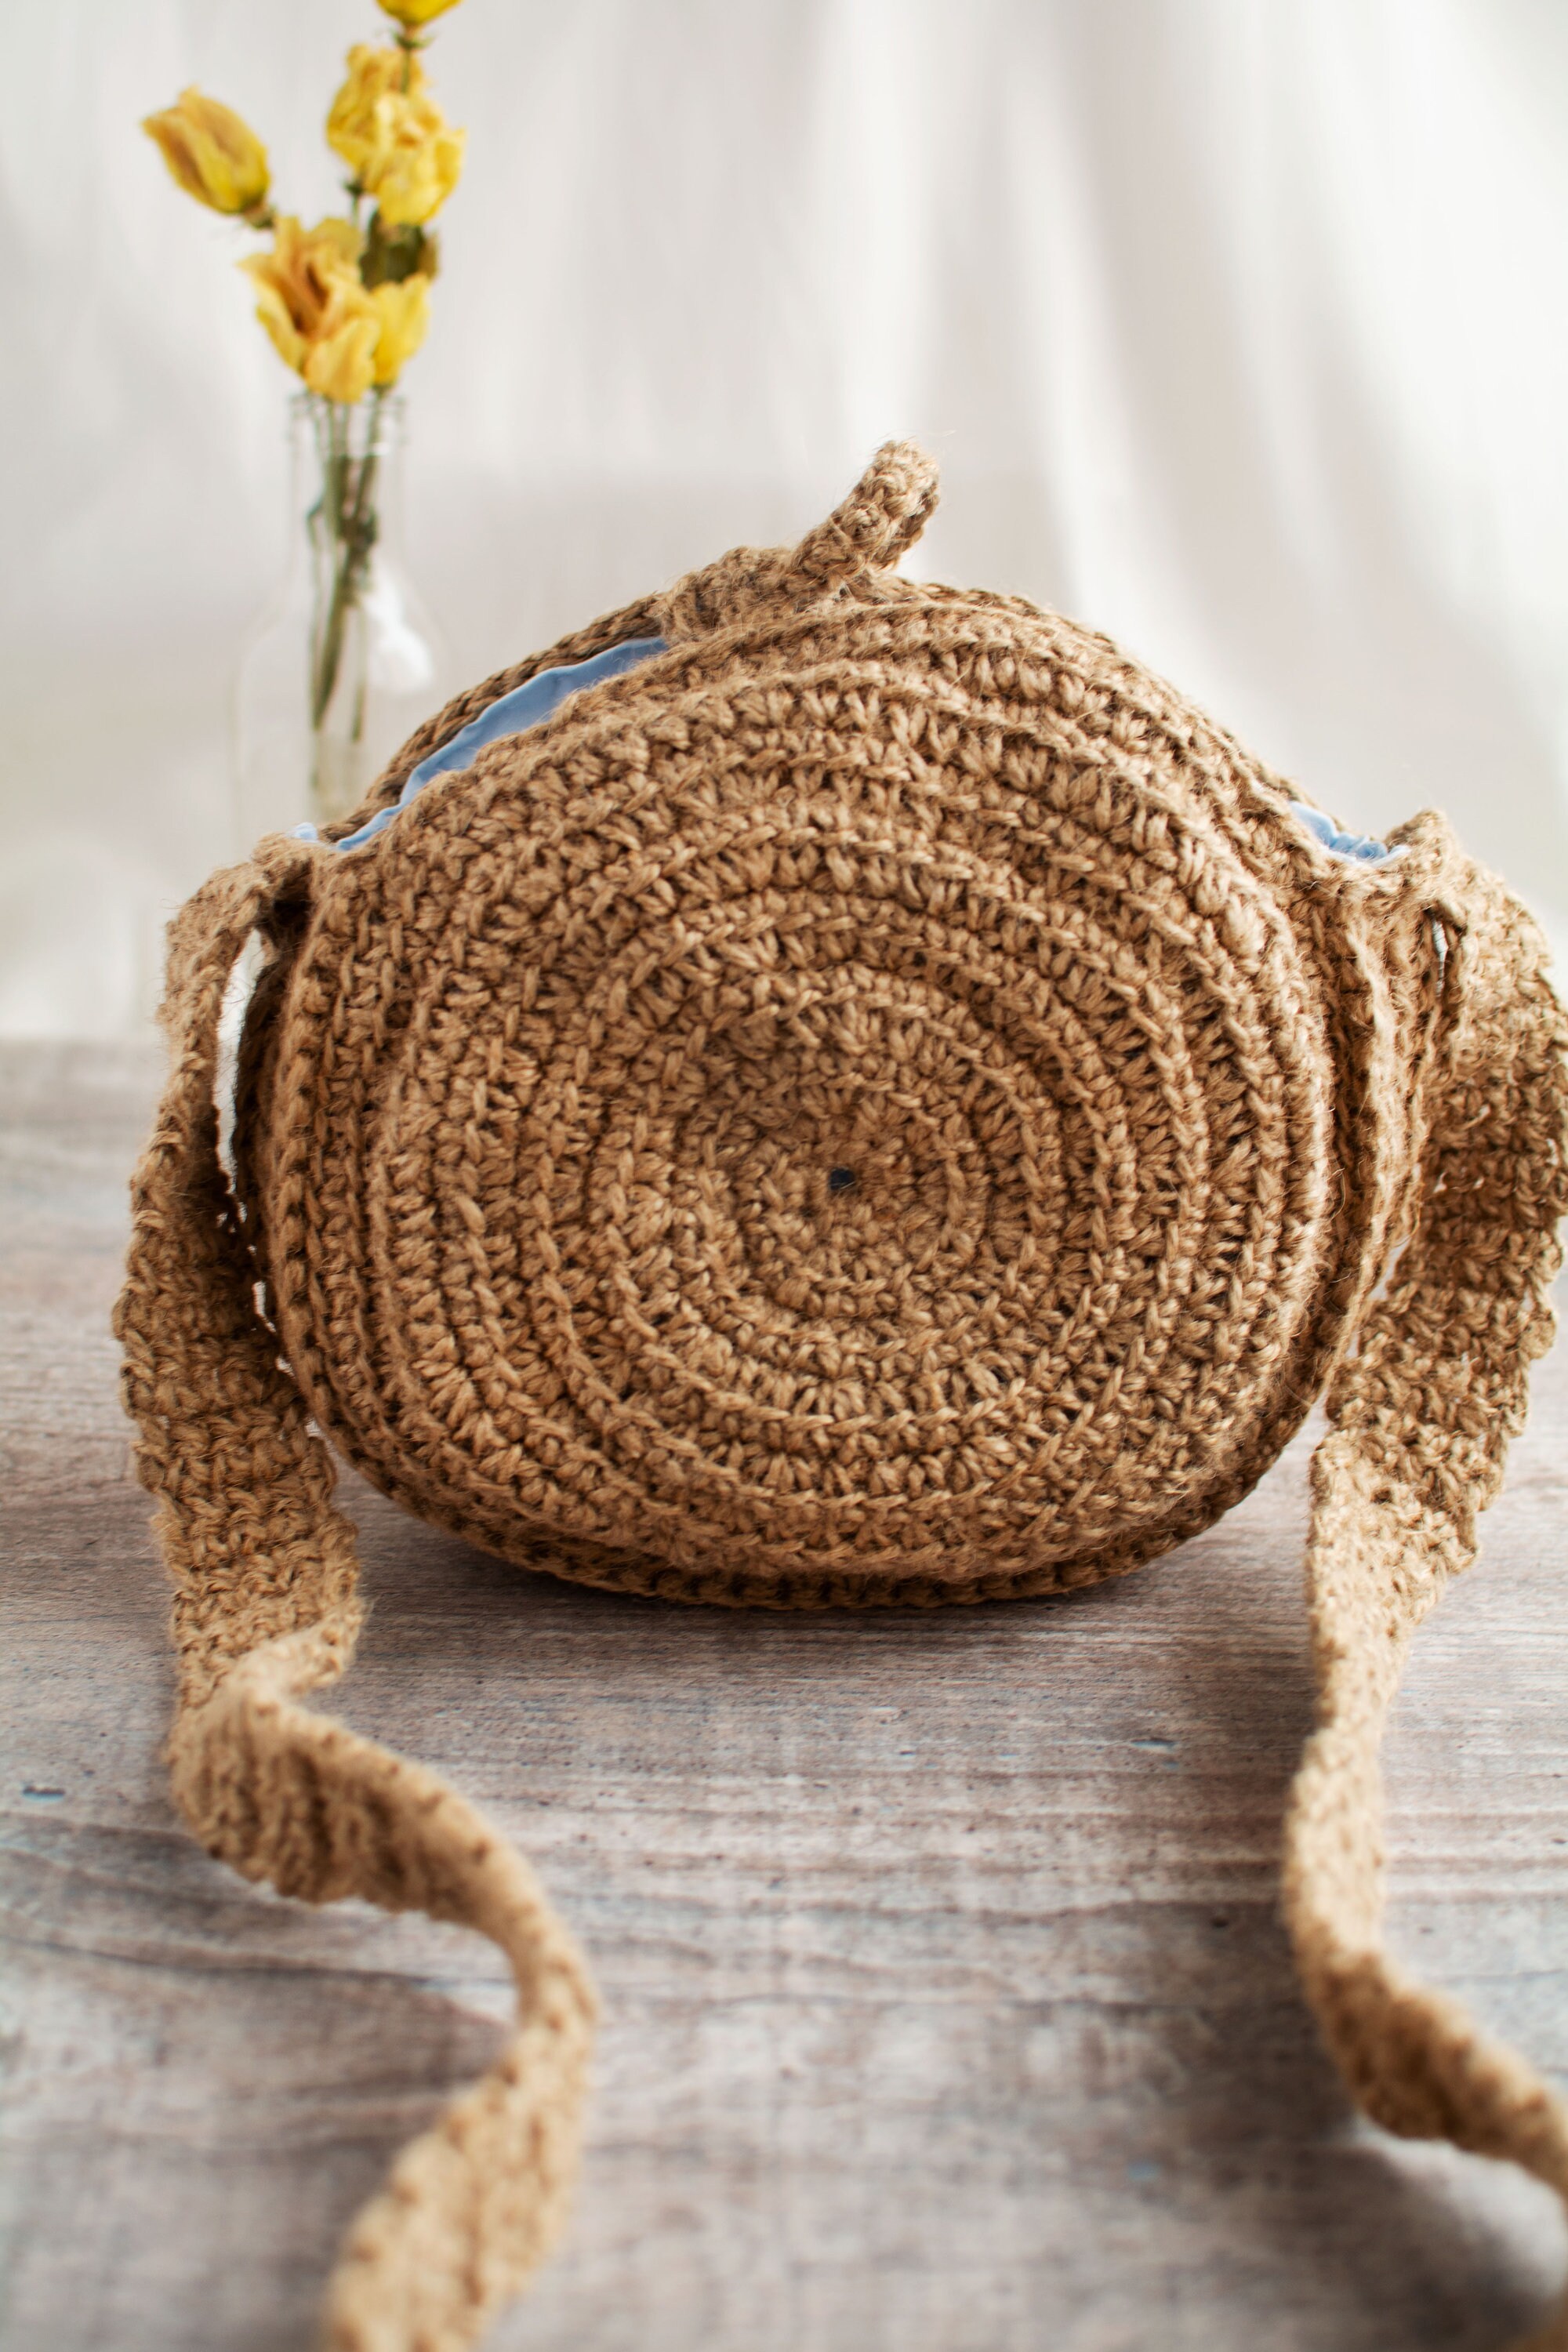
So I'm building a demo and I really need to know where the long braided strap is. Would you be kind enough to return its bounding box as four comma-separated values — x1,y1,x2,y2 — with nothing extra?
113,839,596,2352
1284,859,1568,2347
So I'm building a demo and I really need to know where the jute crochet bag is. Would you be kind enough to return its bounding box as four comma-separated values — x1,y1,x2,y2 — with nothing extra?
118,445,1568,2352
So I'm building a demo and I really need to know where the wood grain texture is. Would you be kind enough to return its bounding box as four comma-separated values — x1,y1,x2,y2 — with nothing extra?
2,1039,1566,2352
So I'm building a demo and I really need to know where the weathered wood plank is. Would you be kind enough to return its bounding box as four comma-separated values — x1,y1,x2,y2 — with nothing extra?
2,1040,1565,2350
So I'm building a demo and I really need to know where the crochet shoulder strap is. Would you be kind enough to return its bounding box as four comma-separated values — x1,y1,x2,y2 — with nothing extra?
114,503,1568,2352
1284,852,1568,2349
114,837,597,2352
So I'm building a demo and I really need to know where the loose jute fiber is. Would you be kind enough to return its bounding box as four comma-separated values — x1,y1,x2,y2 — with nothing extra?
116,445,1568,2350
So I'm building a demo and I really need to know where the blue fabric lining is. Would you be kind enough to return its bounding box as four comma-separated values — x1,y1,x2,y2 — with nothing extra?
1287,800,1389,863
289,639,1391,877
295,634,667,851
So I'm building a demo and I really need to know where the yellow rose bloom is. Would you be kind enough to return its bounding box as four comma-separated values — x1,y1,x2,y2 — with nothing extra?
376,0,464,23
368,111,464,228
326,45,464,228
370,274,432,386
241,216,381,402
325,46,405,183
303,311,382,406
143,88,270,217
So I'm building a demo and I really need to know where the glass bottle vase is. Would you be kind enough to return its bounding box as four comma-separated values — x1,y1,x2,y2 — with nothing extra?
234,390,447,849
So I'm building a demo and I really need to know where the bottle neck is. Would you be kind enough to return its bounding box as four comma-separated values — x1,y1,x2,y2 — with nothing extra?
290,390,406,558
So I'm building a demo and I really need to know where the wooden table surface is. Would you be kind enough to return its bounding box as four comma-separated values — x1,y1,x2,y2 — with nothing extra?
3,1040,1567,2352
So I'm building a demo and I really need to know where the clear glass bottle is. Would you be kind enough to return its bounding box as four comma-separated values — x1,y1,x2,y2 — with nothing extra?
234,390,448,850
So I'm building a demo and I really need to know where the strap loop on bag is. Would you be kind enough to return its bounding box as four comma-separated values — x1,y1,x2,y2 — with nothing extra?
114,836,595,2352
785,437,940,591
1284,860,1568,2349
659,437,939,639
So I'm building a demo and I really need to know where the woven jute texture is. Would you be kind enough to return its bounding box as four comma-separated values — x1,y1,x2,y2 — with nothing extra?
115,444,1568,2351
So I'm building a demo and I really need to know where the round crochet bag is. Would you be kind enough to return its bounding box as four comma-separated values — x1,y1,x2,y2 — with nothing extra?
118,445,1568,2352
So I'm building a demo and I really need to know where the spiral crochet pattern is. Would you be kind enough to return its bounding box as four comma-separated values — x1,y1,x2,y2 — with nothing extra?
115,445,1568,2352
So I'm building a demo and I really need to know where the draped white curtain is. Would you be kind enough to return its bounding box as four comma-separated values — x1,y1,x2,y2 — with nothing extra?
4,0,1567,1034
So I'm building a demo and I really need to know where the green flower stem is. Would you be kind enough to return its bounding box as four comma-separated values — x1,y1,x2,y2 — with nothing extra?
309,390,384,735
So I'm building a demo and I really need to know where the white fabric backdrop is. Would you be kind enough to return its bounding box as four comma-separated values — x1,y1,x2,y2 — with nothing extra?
5,0,1568,1036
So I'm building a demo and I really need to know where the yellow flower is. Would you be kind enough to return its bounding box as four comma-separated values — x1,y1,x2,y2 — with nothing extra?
370,113,463,227
305,310,383,405
326,45,464,228
371,275,432,385
241,216,381,403
325,47,403,181
143,89,270,217
376,0,464,23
